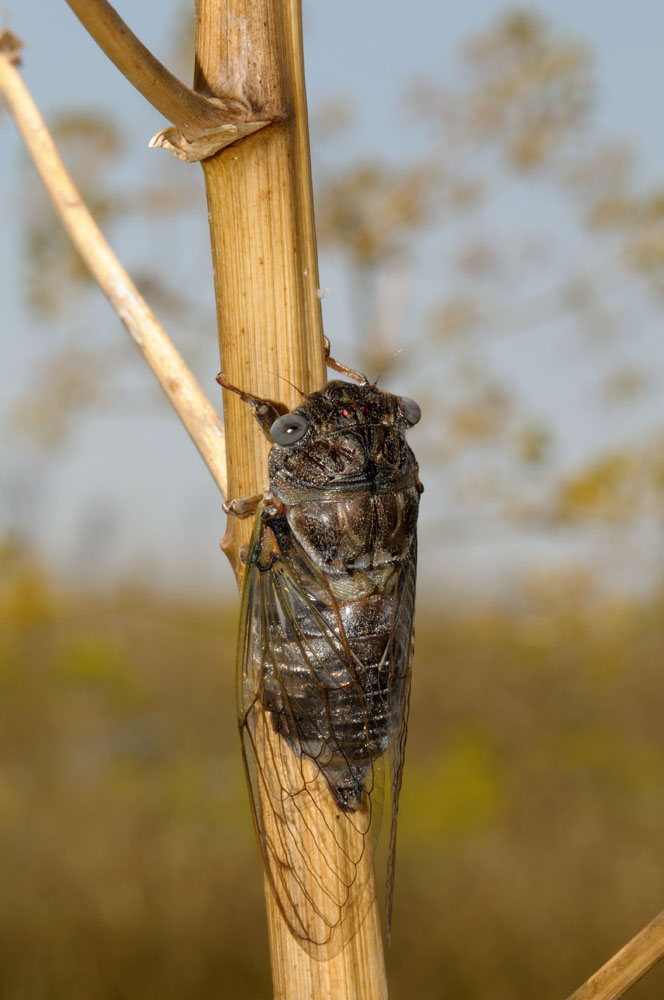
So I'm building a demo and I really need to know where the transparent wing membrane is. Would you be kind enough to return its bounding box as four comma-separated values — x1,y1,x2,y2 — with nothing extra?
236,502,416,947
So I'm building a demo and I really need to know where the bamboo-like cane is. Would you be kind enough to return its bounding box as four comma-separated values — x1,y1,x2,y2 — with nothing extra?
194,2,388,994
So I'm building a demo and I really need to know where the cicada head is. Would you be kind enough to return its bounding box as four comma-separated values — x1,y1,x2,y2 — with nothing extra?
267,380,421,502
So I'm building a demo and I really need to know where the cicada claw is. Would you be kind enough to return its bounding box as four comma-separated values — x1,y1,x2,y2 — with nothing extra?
223,493,264,517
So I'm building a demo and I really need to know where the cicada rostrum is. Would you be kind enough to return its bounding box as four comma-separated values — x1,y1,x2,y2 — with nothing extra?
218,345,422,946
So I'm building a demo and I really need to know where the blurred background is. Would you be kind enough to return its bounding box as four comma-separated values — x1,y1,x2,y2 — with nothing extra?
1,1,664,997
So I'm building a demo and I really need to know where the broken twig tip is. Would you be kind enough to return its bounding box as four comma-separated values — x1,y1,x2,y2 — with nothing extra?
148,120,273,163
0,28,23,64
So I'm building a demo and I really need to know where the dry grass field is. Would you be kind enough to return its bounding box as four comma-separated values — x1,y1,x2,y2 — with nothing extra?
2,549,664,999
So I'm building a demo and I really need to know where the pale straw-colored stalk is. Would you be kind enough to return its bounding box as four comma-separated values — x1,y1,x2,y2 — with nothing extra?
564,909,664,1000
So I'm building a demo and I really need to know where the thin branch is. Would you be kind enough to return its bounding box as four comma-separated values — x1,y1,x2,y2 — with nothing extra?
64,0,228,127
565,910,664,1000
0,33,227,498
63,0,274,162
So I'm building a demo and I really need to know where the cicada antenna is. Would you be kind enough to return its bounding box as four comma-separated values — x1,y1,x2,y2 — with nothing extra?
323,336,369,386
272,372,307,398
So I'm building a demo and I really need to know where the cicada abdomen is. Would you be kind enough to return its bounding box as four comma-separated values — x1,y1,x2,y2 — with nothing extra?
222,354,422,947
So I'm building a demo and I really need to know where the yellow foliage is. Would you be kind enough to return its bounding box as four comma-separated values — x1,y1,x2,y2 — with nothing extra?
556,451,639,521
516,422,550,464
0,561,54,629
403,728,505,840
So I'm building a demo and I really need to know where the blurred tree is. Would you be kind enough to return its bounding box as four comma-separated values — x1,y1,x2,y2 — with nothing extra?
312,10,663,574
7,7,664,587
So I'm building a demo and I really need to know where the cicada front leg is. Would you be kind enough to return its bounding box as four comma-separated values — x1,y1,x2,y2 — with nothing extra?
323,336,369,386
216,373,283,558
223,494,264,517
216,372,282,439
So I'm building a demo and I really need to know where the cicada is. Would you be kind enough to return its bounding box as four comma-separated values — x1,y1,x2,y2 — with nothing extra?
219,345,422,947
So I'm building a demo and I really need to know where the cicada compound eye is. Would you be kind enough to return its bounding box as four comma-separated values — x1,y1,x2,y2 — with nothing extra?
399,396,421,426
269,412,309,446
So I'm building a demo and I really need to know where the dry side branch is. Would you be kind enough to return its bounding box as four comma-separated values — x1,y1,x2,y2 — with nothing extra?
566,909,664,1000
0,34,227,497
64,0,274,161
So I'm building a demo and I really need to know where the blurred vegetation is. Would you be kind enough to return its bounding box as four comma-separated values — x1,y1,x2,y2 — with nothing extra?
2,544,664,999
9,7,664,576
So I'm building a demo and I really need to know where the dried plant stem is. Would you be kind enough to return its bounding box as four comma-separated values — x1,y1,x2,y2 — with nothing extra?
195,0,327,575
195,0,388,995
0,40,227,497
565,910,664,1000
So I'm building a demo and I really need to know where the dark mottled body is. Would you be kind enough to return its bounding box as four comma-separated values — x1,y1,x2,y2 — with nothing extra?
232,374,421,943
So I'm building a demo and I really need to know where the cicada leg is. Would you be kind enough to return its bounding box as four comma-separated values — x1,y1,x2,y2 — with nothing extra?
223,494,264,517
216,372,282,439
323,336,369,386
221,493,284,562
219,493,262,559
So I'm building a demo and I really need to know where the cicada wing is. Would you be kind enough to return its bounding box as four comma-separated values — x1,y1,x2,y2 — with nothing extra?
385,538,417,940
236,507,385,948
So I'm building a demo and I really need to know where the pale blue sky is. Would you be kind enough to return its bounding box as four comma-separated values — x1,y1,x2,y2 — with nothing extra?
1,1,663,598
